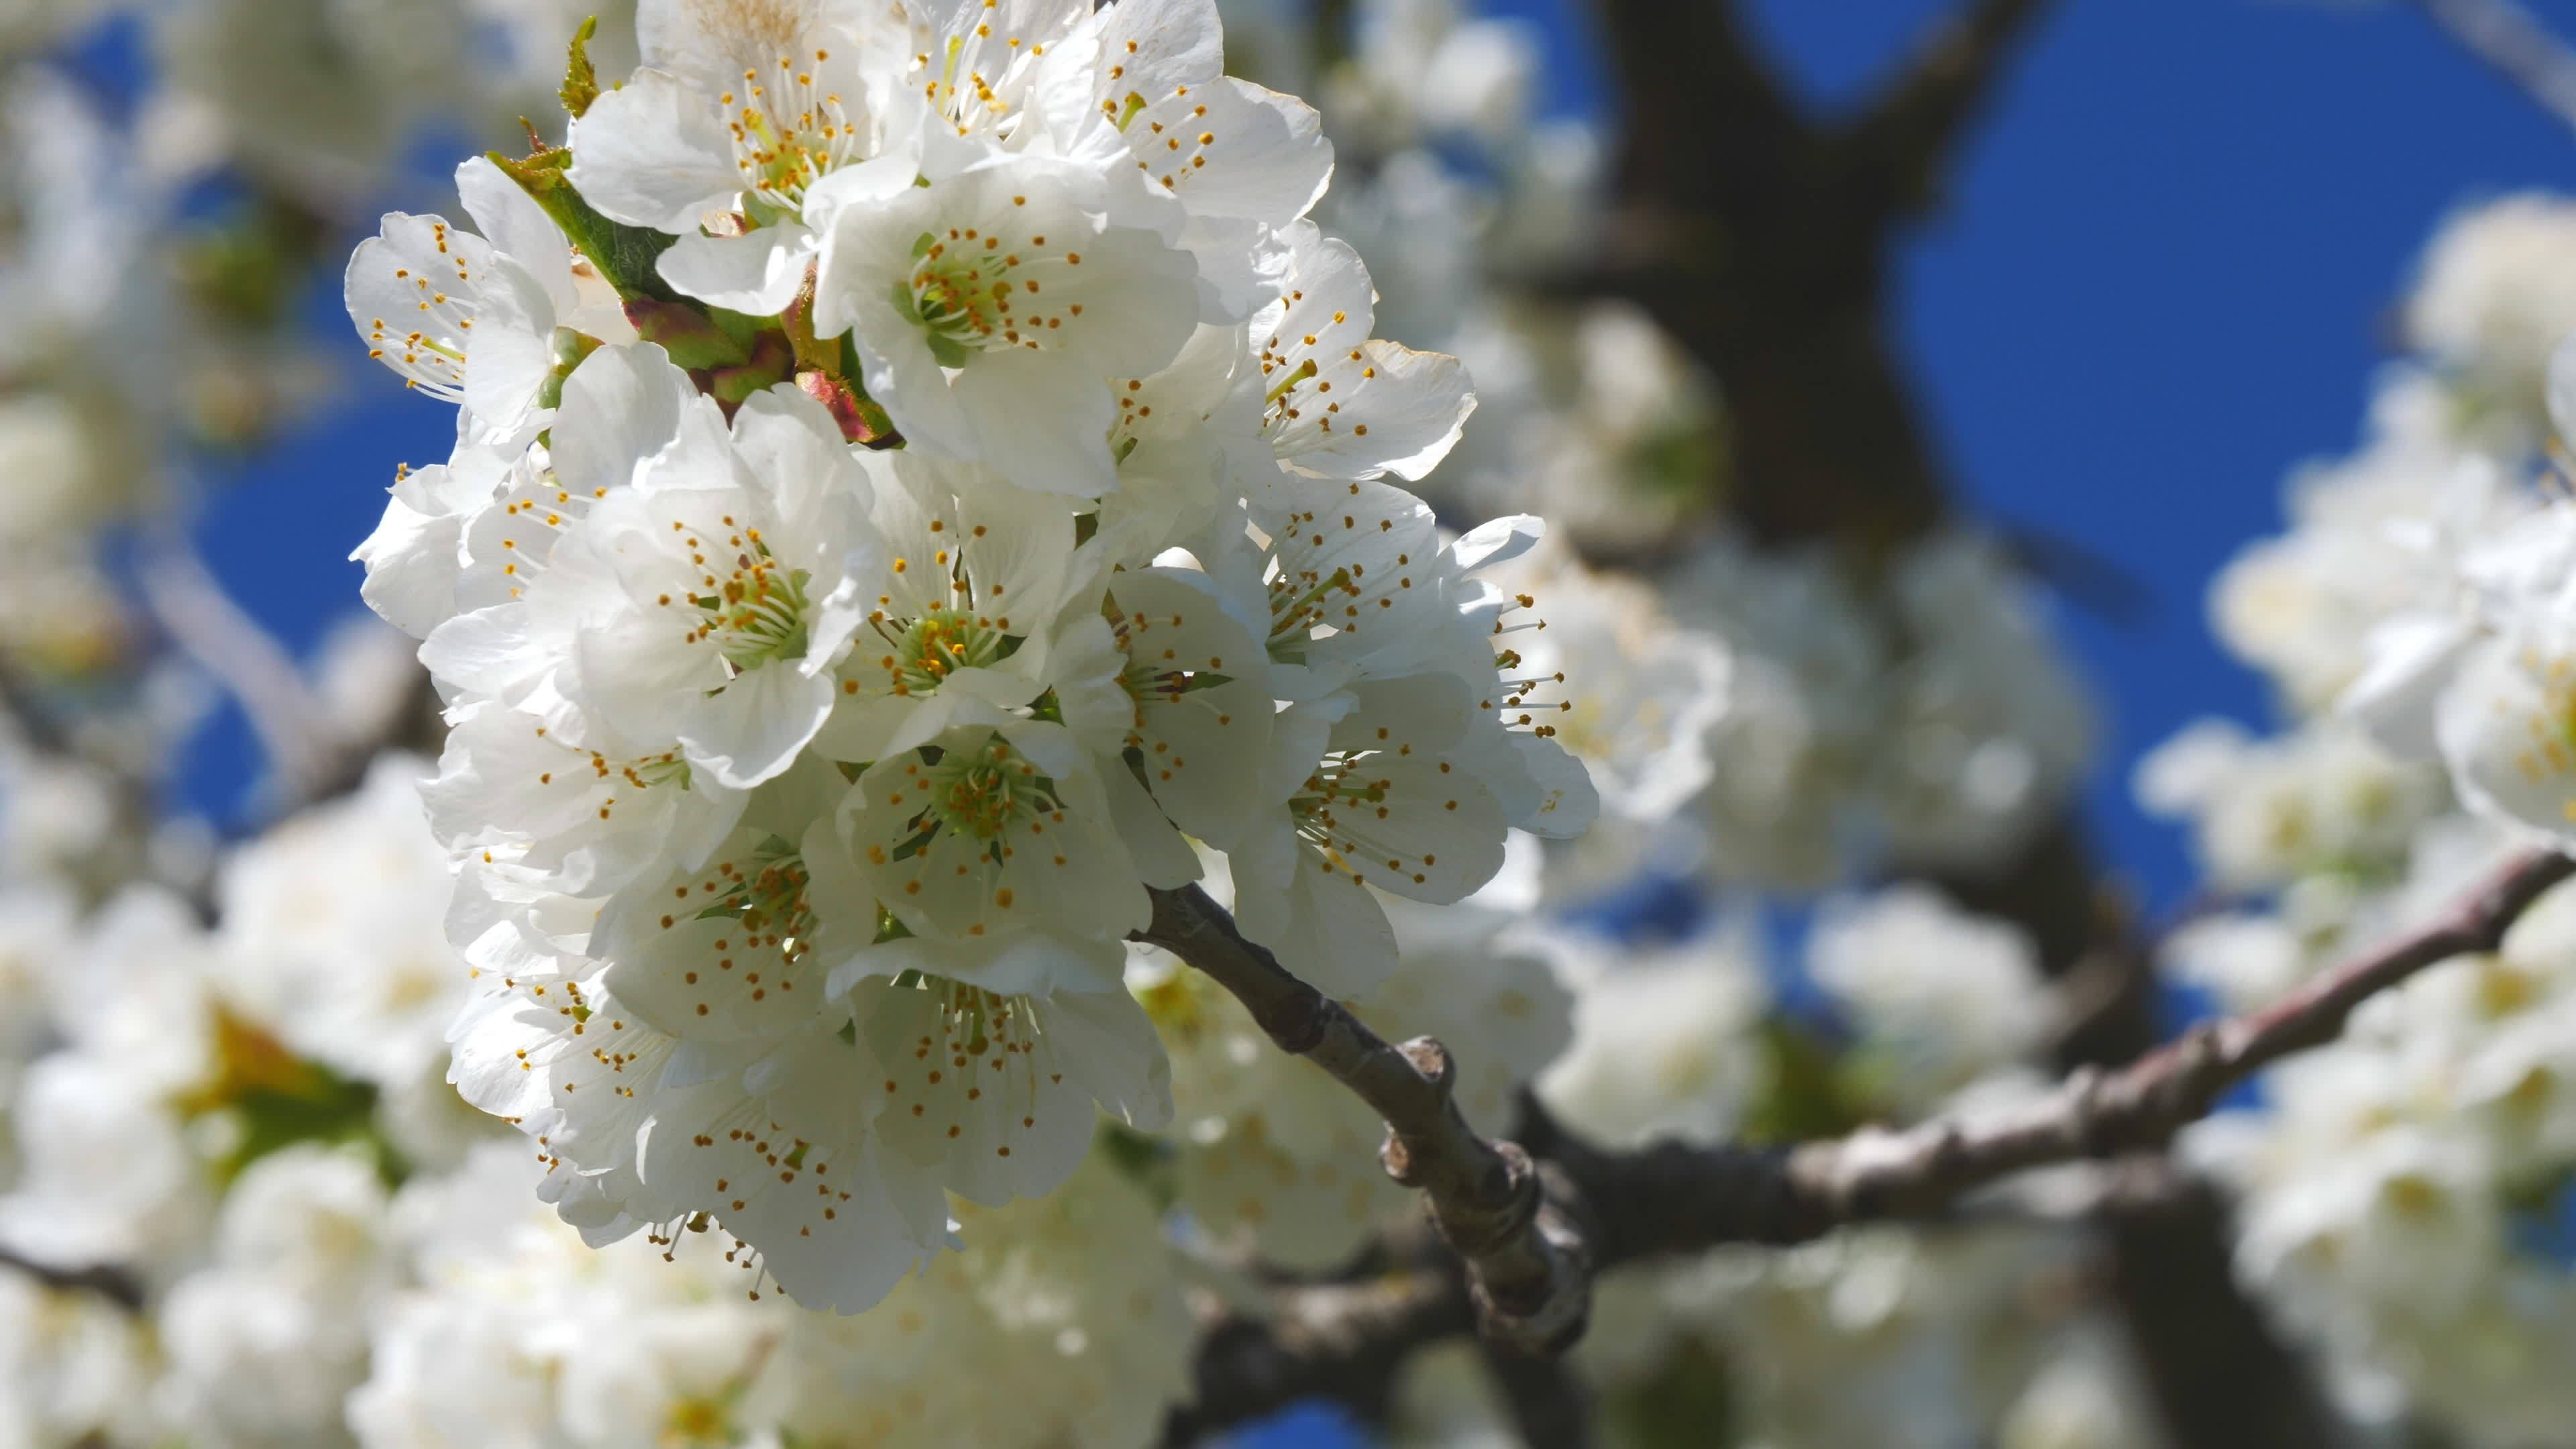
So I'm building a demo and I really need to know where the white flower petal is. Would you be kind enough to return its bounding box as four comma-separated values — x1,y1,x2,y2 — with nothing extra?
655,226,816,314
564,69,743,231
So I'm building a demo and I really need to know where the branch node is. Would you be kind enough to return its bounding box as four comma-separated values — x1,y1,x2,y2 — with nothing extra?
1379,1130,1420,1187
1396,1036,1456,1096
1140,884,1591,1364
2059,1065,2106,1155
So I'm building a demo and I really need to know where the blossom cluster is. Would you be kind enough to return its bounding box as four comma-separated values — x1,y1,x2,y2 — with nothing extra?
2136,193,2576,1446
345,0,1593,1311
0,762,1218,1445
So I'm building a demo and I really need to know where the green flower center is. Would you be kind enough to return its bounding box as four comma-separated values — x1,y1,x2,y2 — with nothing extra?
875,606,1014,696
691,535,812,674
698,835,819,964
922,735,1057,841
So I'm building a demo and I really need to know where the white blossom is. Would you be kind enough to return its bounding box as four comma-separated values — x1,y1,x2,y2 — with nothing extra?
1536,923,1770,1150
2406,192,2576,429
1807,886,2049,1112
814,155,1203,495
156,1145,398,1448
346,158,635,445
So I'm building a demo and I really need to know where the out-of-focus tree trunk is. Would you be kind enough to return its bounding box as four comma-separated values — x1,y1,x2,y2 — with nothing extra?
1579,3,2345,1444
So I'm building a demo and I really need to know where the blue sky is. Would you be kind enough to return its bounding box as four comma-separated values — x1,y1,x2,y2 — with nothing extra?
1822,0,2576,910
1812,0,2575,911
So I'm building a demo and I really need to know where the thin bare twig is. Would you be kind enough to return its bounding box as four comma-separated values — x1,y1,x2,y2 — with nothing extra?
0,1245,144,1311
0,653,78,759
138,525,336,806
1567,845,2574,1253
1164,1265,1468,1444
1137,884,1592,1356
2412,0,2576,132
1163,847,2575,1436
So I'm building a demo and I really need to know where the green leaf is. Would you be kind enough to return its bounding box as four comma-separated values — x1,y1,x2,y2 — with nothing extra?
1604,1335,1736,1449
1095,1122,1179,1209
1738,1018,1870,1146
179,1006,407,1187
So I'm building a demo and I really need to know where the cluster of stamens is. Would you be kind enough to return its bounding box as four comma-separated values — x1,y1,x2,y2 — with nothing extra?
532,739,690,822
920,736,1055,842
1260,493,1420,650
362,219,478,399
881,975,1056,1164
863,525,1020,696
1265,558,1360,651
676,836,820,977
875,607,1010,696
1289,755,1448,890
667,521,812,674
718,51,861,212
1100,60,1220,193
2506,645,2576,815
907,225,1080,356
918,18,1049,138
1109,599,1230,729
488,466,608,594
1487,592,1570,738
1256,304,1375,442
927,980,1031,1067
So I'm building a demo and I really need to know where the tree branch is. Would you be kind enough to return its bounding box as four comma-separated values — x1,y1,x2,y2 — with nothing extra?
1165,1263,1468,1444
0,1245,144,1311
1478,1334,1597,1448
2411,0,2576,132
1551,844,2571,1248
1837,0,2062,218
135,523,443,819
1163,847,2575,1436
1137,884,1592,1356
137,525,338,807
0,653,79,760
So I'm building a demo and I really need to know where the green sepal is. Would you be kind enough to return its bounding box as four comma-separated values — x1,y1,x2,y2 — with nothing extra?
784,267,841,374
708,305,771,354
706,331,798,407
797,370,899,445
535,326,605,410
487,148,682,303
625,299,751,369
